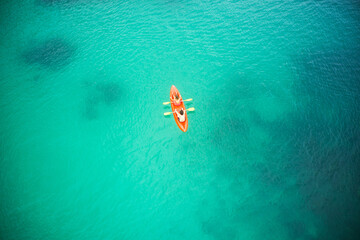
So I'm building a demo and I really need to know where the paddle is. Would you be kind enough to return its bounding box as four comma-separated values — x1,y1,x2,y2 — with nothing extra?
164,107,195,116
163,98,193,105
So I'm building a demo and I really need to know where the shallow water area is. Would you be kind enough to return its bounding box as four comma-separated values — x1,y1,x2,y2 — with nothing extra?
1,0,360,240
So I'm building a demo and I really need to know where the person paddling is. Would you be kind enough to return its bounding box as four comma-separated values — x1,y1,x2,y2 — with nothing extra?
174,108,186,122
172,93,182,106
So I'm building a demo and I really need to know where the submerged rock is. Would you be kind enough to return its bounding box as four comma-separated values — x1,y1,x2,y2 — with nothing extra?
22,38,75,69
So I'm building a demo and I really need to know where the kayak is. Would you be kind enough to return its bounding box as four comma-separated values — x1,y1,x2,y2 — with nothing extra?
170,85,188,132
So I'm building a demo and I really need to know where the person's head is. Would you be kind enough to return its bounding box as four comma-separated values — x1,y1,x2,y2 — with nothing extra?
175,94,179,100
180,109,184,115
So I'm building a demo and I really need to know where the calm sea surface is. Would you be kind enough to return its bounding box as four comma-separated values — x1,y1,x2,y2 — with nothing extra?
1,0,360,239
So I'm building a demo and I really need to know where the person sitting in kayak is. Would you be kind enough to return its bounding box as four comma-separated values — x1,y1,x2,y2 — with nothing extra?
174,108,186,122
172,93,182,106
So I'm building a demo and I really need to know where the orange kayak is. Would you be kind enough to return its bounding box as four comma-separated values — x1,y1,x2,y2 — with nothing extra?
170,85,188,132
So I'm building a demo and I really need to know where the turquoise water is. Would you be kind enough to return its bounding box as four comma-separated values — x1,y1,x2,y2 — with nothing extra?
1,0,360,239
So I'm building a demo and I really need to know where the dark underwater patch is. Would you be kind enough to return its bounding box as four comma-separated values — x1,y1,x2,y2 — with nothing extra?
22,38,75,70
285,108,360,240
203,48,360,239
274,49,360,239
82,81,122,120
95,82,121,105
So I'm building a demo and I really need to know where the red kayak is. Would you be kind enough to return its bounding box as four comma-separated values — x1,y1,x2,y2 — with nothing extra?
170,85,188,132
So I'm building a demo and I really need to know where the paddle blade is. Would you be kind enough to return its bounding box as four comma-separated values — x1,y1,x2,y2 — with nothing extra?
163,102,171,105
164,112,173,116
187,107,195,111
183,98,193,102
